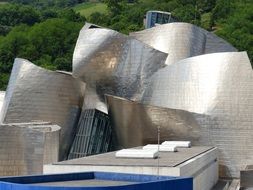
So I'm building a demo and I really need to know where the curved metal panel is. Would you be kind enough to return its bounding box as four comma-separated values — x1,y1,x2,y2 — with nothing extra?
107,52,253,178
107,80,253,178
130,22,237,65
141,52,252,114
0,122,60,176
106,95,203,149
72,27,167,112
0,58,85,160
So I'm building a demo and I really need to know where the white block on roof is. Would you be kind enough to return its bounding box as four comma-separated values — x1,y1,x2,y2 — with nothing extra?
115,149,158,159
143,144,177,152
162,141,191,148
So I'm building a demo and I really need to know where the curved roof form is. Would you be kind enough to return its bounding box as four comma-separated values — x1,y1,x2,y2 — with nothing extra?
72,26,167,111
130,22,237,65
139,51,253,177
0,58,85,160
141,52,252,114
107,57,253,177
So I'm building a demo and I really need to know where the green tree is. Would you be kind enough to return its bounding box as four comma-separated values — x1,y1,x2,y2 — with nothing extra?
0,0,252,90
215,1,253,62
212,0,234,23
0,18,83,89
0,73,9,90
0,4,41,26
104,0,124,16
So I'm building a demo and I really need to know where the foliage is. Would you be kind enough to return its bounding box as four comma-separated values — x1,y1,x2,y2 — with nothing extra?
0,73,9,90
0,7,84,90
0,0,252,90
215,0,253,62
9,0,88,8
89,0,252,60
0,18,82,71
73,2,108,18
0,3,85,31
0,4,41,26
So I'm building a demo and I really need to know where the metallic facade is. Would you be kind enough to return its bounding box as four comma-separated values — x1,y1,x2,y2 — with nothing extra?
106,94,203,149
107,52,253,178
141,52,251,114
0,122,60,176
72,26,167,112
71,23,251,177
130,22,237,65
0,21,251,180
0,58,85,160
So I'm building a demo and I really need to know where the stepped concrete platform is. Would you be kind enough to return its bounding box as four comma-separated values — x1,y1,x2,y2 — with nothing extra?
44,146,218,190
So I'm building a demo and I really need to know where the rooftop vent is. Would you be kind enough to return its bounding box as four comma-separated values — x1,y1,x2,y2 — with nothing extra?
115,149,158,159
162,141,191,148
143,144,177,152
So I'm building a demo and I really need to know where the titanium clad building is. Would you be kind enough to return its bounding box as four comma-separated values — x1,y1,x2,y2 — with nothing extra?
130,23,237,65
0,122,60,176
107,52,253,178
106,95,203,149
0,21,252,181
68,109,112,159
71,22,252,178
0,58,85,160
72,26,167,112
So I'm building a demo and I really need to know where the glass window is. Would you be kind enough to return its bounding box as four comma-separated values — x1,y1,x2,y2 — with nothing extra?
157,13,163,24
163,14,170,23
151,12,157,27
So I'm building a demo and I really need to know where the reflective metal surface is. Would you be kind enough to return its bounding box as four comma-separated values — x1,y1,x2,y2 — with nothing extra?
130,22,237,65
0,58,85,160
106,95,203,149
73,25,167,112
72,23,251,178
141,52,251,114
0,21,251,179
0,122,60,176
107,52,253,178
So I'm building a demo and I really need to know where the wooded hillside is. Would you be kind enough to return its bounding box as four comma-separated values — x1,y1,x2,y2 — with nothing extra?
0,0,252,90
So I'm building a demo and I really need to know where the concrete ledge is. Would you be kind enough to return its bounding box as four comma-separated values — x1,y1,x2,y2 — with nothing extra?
44,146,217,190
0,171,193,190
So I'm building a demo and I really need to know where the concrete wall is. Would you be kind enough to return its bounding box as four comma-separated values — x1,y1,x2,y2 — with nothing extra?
44,147,218,190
